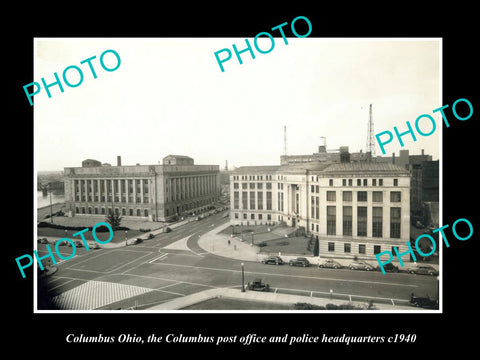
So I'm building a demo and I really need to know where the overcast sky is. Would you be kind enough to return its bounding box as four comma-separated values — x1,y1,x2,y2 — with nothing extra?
34,38,440,172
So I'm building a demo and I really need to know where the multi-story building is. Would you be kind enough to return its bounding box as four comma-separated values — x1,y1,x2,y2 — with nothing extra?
64,155,220,222
230,162,411,260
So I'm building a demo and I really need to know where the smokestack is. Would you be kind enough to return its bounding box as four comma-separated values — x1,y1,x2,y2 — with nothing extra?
117,156,122,166
421,149,424,156
392,152,395,164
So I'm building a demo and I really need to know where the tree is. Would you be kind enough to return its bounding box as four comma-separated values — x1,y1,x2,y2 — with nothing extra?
313,237,319,256
105,212,122,230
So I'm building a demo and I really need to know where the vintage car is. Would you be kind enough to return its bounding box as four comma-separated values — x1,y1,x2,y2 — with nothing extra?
318,259,342,269
247,278,270,292
289,257,311,267
348,260,375,271
261,256,284,265
410,294,438,309
407,264,439,276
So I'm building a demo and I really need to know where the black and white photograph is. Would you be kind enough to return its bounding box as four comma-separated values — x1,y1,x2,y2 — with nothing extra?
33,37,441,313
8,4,478,355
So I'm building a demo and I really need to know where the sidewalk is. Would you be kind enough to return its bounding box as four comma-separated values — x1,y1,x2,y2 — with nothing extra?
195,225,440,272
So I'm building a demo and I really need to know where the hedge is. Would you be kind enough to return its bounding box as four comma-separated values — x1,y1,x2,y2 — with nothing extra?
37,221,130,232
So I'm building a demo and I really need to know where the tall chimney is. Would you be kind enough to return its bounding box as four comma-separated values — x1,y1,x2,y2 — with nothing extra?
117,156,122,166
392,152,395,164
421,149,424,156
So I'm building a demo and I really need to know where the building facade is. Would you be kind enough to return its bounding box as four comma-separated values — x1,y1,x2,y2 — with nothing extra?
64,155,220,222
230,162,411,261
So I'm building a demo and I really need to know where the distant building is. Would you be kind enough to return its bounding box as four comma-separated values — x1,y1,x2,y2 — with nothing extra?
230,161,411,261
64,155,220,222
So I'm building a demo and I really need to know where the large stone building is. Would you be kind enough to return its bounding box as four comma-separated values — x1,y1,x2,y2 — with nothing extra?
64,155,220,222
230,161,411,260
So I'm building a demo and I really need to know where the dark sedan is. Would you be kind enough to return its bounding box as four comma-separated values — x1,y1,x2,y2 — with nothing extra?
289,257,310,267
261,256,284,265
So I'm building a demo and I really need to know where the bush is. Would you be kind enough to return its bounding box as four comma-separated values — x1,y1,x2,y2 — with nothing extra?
37,221,130,232
294,302,326,310
139,228,151,233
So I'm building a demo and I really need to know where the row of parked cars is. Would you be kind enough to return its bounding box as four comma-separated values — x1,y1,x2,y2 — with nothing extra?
261,255,439,276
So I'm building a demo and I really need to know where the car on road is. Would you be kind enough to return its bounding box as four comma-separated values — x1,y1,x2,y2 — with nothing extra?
67,240,83,248
289,257,310,267
87,241,100,249
247,278,270,292
318,259,342,269
375,262,399,273
407,264,438,276
261,256,284,265
348,260,375,271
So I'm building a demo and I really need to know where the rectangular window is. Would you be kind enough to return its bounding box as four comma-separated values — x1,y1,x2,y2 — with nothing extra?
359,244,366,254
266,183,272,190
357,179,361,186
394,179,398,186
327,206,336,235
266,191,272,210
234,191,239,209
373,191,383,202
311,185,315,193
243,213,247,220
348,179,352,186
234,213,239,219
363,179,368,186
372,207,383,237
374,245,381,255
242,192,248,209
234,182,239,189
295,193,299,214
315,185,319,193
258,214,262,220
329,179,333,186
249,183,255,189
390,191,401,202
357,191,367,202
342,179,346,186
328,242,335,252
311,196,315,219
257,191,263,210
344,243,351,253
257,183,263,190
372,179,377,186
129,209,133,216
251,213,255,220
379,179,383,186
343,206,352,236
327,191,336,201
250,191,255,210
242,183,247,190
357,206,367,236
390,207,401,238
343,191,352,202
315,197,319,220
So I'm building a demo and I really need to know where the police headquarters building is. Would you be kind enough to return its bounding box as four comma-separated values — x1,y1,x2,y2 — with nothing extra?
229,161,411,261
64,155,220,222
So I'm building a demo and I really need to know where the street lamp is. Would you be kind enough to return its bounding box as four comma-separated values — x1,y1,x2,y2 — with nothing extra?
241,262,245,292
125,230,128,246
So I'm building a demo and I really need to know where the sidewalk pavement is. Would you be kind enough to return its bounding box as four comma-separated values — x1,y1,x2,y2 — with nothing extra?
196,224,440,271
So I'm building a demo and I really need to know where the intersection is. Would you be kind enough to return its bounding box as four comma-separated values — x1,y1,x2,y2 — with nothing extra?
37,210,439,311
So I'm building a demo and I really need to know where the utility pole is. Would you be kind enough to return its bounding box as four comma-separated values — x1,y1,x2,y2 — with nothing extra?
366,104,376,160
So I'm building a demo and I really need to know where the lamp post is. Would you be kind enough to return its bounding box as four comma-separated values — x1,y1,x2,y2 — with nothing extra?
241,262,245,292
125,230,128,246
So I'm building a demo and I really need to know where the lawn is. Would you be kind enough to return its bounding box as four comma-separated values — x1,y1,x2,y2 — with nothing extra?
37,226,142,243
181,297,293,310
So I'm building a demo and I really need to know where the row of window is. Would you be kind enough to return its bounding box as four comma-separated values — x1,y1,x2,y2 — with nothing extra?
231,177,400,187
75,206,149,217
325,190,401,202
234,213,273,221
324,206,401,238
232,175,274,181
233,182,273,190
75,194,150,203
327,242,399,255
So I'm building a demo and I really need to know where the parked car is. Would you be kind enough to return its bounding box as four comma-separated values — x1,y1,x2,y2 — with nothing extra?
247,278,270,292
408,264,438,276
68,240,83,248
318,259,342,269
376,262,399,273
289,257,310,267
37,237,48,244
261,256,284,265
87,241,100,249
348,260,375,271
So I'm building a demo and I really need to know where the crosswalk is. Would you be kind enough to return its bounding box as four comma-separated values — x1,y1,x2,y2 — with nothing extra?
51,280,153,310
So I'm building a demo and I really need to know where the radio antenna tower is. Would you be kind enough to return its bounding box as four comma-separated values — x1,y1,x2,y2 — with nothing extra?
283,125,288,156
366,104,375,159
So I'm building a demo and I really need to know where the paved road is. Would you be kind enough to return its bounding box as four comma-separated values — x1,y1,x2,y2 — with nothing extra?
36,211,438,310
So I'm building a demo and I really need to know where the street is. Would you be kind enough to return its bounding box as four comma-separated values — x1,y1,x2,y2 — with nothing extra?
37,210,439,310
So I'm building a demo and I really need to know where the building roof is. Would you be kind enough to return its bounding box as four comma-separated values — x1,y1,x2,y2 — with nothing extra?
231,161,409,176
163,155,193,160
322,162,410,175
